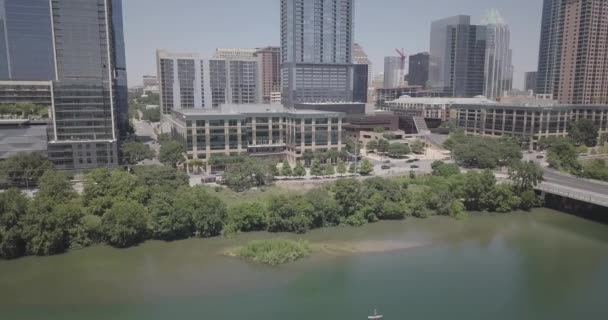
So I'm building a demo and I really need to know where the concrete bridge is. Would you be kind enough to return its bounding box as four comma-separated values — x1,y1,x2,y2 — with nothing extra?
536,169,608,208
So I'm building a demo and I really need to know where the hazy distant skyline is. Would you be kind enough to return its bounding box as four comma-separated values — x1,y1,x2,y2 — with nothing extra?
123,0,542,89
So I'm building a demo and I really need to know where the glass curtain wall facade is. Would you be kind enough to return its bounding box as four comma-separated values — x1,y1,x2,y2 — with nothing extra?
383,57,402,89
429,15,487,97
0,0,55,81
536,0,563,97
280,0,355,106
483,16,513,100
48,0,126,170
408,52,429,88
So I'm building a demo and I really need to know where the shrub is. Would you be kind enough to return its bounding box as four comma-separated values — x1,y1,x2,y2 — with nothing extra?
236,239,312,265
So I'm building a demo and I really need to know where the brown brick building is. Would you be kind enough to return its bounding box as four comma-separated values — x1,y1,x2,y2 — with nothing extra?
255,47,281,104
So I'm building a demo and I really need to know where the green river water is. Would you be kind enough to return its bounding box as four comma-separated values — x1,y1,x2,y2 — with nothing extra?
1,209,608,320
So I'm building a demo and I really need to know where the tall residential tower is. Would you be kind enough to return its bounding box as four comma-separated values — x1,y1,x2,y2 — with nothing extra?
280,0,355,106
536,0,608,104
157,50,261,114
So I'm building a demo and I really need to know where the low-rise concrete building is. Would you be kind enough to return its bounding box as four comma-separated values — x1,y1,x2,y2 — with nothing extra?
452,103,608,149
170,104,345,163
386,96,496,121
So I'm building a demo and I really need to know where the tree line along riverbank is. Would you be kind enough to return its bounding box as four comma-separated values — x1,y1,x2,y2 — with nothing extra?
0,159,543,261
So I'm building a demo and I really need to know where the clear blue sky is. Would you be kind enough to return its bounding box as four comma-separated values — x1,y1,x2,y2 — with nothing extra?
123,0,543,89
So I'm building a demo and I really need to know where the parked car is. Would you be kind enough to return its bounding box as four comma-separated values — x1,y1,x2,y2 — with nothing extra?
381,164,391,170
410,165,420,169
536,155,545,159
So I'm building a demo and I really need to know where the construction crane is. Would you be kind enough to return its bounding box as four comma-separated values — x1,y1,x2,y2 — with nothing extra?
395,48,408,87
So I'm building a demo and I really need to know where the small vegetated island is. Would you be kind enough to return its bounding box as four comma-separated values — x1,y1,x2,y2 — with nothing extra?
232,239,312,266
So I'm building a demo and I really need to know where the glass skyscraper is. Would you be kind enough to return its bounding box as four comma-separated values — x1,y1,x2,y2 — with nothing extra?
429,15,487,98
482,10,513,100
1,0,128,170
280,0,355,106
47,0,128,169
0,0,55,81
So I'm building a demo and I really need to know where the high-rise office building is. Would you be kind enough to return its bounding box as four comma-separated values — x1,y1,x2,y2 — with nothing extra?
482,10,513,100
353,43,373,87
47,0,129,170
157,50,261,114
537,0,608,104
525,71,537,93
280,0,355,106
408,52,429,88
0,0,55,81
384,56,403,89
429,15,487,97
255,47,281,104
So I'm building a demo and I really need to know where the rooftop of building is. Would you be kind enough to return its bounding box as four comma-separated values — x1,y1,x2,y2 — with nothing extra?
451,103,608,111
387,95,497,105
173,104,345,117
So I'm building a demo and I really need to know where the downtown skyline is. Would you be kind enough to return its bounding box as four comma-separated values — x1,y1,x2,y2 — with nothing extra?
122,0,543,89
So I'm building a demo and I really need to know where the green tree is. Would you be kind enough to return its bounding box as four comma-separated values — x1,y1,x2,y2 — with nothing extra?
21,180,87,256
305,189,341,227
358,159,374,176
310,160,323,176
281,161,293,176
101,199,149,248
293,161,306,177
323,164,335,176
159,140,185,168
520,190,541,211
431,161,460,177
37,170,76,203
0,189,29,259
508,161,544,193
266,195,314,233
227,202,268,233
142,107,161,122
547,138,581,173
0,153,53,188
224,158,274,192
132,165,189,190
568,119,599,147
582,159,608,182
122,142,155,168
410,140,425,154
348,162,356,174
462,170,497,211
377,139,390,154
366,140,379,152
336,160,347,175
345,137,361,156
332,179,363,217
486,185,521,213
148,191,192,240
174,186,227,237
387,143,410,158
